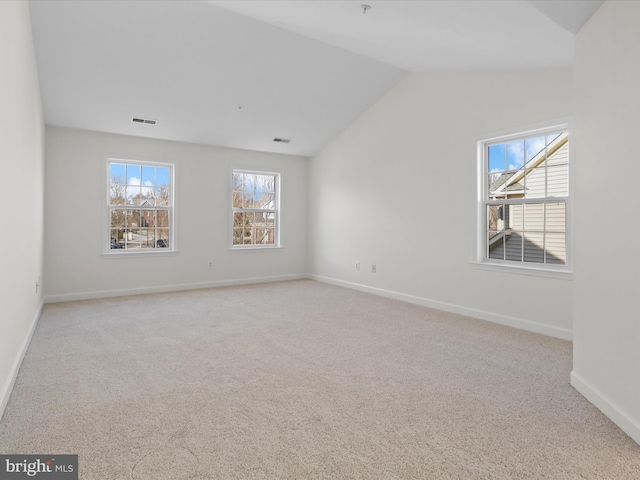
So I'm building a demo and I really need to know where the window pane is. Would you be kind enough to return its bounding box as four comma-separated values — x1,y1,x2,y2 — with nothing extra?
141,183,153,200
155,187,170,206
232,173,243,192
523,231,545,263
140,210,154,227
547,133,562,147
506,140,524,170
488,173,507,199
157,210,169,228
545,232,566,264
233,212,245,228
233,228,243,245
265,213,275,228
233,212,249,245
141,166,155,186
126,209,141,227
242,192,254,209
156,229,169,248
487,204,506,260
250,210,275,245
122,228,141,249
509,204,523,232
110,186,126,205
523,163,546,199
247,212,258,245
255,174,275,193
504,231,522,261
110,163,125,182
525,136,545,162
488,144,506,173
546,164,568,197
523,203,544,233
504,204,523,261
545,203,565,233
110,209,125,228
242,213,253,245
125,186,140,205
255,227,274,245
110,229,125,248
243,174,256,208
126,164,141,185
254,192,275,209
156,167,170,188
140,193,154,207
138,228,153,248
522,204,545,263
488,232,504,260
232,191,242,208
547,141,568,166
110,165,126,205
146,190,157,207
487,204,502,234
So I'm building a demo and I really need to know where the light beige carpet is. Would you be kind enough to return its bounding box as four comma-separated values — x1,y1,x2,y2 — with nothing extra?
1,280,638,479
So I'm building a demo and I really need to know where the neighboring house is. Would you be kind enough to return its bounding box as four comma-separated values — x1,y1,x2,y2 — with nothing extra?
488,132,569,264
111,199,170,249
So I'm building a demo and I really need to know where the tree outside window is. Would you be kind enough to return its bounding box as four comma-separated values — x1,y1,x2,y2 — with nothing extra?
232,170,279,247
108,160,172,251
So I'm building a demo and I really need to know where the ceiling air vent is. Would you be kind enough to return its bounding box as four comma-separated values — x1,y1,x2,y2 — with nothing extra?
131,117,157,125
273,138,290,143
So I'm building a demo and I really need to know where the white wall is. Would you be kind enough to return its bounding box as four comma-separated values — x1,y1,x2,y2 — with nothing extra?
44,127,308,301
571,0,640,444
0,1,45,418
309,70,574,339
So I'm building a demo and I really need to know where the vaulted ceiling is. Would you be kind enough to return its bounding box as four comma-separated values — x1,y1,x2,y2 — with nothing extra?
29,1,603,157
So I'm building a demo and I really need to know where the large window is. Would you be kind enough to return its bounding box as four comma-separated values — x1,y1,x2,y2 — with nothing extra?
477,125,569,271
107,159,173,252
232,170,279,248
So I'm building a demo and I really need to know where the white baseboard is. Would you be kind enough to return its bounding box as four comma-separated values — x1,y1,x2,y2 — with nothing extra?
0,301,43,422
571,371,640,445
44,273,573,340
44,273,572,341
43,274,308,303
310,275,572,341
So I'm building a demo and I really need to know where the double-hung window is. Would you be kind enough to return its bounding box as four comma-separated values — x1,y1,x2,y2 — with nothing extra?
232,170,279,248
477,125,570,273
107,159,173,252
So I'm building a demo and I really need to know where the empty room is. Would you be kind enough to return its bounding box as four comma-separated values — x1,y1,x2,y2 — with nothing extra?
1,0,639,478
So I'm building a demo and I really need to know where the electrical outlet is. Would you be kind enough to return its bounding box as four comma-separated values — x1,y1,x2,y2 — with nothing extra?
208,261,214,269
371,264,377,273
355,261,360,271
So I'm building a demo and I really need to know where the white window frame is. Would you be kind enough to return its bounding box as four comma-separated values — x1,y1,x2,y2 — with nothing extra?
473,122,572,279
230,168,281,250
103,157,176,256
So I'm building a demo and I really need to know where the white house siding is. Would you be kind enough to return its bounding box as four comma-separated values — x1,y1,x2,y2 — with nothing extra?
522,142,569,198
490,202,566,263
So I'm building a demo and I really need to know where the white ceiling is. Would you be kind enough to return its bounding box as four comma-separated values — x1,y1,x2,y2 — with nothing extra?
28,0,603,157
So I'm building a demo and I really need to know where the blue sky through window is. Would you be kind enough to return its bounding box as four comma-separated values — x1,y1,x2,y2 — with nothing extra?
110,163,125,181
488,136,546,173
110,163,170,188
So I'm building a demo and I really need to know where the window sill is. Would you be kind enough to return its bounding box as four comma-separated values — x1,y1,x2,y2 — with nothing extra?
102,249,179,259
228,246,283,253
472,259,573,280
